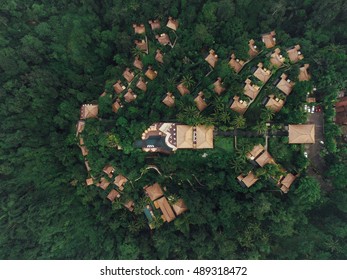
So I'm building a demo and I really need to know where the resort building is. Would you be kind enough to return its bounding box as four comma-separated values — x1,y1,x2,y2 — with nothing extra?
262,31,276,48
248,39,259,57
335,96,347,125
276,73,295,95
298,64,311,81
287,45,304,63
229,53,245,73
253,62,271,83
264,95,284,113
230,96,248,115
177,83,190,96
113,80,126,94
123,68,135,83
166,17,179,30
237,171,259,188
288,124,315,144
148,19,161,30
205,49,218,68
80,104,98,119
133,23,145,34
135,123,214,153
244,78,260,99
270,48,285,67
133,56,143,70
162,92,175,107
213,77,225,95
194,91,208,111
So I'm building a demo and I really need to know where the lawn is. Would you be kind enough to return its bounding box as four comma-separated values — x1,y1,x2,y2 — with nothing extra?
215,136,234,153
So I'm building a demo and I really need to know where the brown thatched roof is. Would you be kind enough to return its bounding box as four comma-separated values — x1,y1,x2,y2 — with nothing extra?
270,48,285,67
97,177,110,190
148,19,161,30
124,89,137,103
136,77,147,91
154,196,176,222
124,200,135,211
162,92,175,107
229,53,245,73
107,189,121,202
213,77,225,95
248,39,259,57
298,64,311,81
265,95,284,113
276,73,295,95
112,99,122,113
155,49,164,63
134,39,148,52
86,178,94,186
288,124,315,144
280,173,296,189
195,126,214,149
230,96,248,115
247,144,265,160
156,33,171,46
144,183,164,201
76,120,85,134
205,49,218,68
255,151,274,167
237,171,258,188
177,83,190,95
166,16,179,30
113,80,126,94
84,160,91,172
79,145,89,156
176,125,194,149
80,104,98,119
287,45,304,63
244,78,260,99
123,68,135,83
194,91,208,111
172,199,188,216
262,31,276,48
103,165,115,178
133,23,145,34
336,97,347,125
133,56,143,70
145,67,157,80
253,62,271,83
114,174,128,191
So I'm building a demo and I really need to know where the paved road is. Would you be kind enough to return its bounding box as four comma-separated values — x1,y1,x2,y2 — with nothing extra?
305,111,332,191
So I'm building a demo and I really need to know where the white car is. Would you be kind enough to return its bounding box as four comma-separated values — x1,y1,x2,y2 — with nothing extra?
304,104,308,111
311,106,315,113
304,151,308,158
307,107,311,113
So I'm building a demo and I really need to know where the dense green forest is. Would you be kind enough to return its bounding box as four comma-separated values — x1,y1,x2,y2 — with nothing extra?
1,0,347,259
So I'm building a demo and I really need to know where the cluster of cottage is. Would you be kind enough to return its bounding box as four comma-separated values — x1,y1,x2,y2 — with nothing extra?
75,22,316,228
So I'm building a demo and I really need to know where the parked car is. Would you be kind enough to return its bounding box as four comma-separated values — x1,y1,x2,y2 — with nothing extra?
315,106,322,112
311,106,315,113
304,151,308,158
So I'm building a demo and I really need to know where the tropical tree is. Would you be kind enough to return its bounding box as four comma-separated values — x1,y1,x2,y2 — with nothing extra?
181,74,195,89
232,115,246,129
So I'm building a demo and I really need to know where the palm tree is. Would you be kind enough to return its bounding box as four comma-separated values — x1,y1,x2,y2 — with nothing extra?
232,115,246,129
261,108,275,122
181,74,194,89
230,155,247,174
253,121,267,135
177,106,201,125
131,47,143,58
